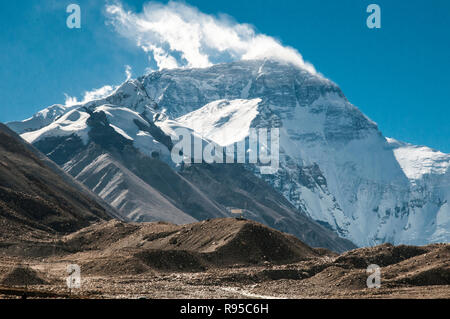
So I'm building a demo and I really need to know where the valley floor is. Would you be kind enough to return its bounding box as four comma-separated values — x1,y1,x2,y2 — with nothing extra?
0,265,449,299
0,251,448,299
0,219,448,299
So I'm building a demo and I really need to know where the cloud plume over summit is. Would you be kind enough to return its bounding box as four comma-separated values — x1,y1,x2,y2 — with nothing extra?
105,1,316,73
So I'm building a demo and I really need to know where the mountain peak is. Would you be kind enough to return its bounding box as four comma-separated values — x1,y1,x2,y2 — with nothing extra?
6,60,449,248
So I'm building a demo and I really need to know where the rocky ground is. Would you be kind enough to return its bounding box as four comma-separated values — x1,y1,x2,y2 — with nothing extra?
0,218,449,299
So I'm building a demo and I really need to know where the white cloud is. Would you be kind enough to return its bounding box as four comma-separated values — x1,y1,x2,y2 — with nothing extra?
63,93,79,107
64,85,116,106
125,64,132,80
105,1,316,74
83,85,117,102
64,65,132,106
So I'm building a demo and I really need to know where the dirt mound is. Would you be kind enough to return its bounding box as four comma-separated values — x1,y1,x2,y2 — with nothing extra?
64,220,181,253
62,218,318,273
81,257,152,275
64,220,142,251
205,220,318,266
304,266,368,290
141,218,318,267
400,266,450,286
302,244,450,290
1,265,48,286
135,250,207,272
334,243,430,268
382,244,450,287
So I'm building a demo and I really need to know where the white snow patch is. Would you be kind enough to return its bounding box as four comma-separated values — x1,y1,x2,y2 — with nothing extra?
110,124,134,141
176,98,261,146
387,138,450,180
21,109,91,144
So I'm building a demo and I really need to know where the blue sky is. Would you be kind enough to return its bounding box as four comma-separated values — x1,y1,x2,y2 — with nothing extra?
0,0,449,152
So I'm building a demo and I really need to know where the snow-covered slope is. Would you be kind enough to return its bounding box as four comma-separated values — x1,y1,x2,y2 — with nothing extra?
21,108,91,145
177,98,261,146
8,104,76,135
7,79,153,135
387,138,450,181
7,59,449,247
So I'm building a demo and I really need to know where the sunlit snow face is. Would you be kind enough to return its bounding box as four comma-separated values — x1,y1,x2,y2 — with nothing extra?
170,126,279,175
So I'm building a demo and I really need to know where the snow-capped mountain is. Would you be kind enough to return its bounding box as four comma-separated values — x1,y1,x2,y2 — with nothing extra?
7,59,449,248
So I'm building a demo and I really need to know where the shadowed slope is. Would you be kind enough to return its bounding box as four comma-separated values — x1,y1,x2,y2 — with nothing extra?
0,124,114,239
